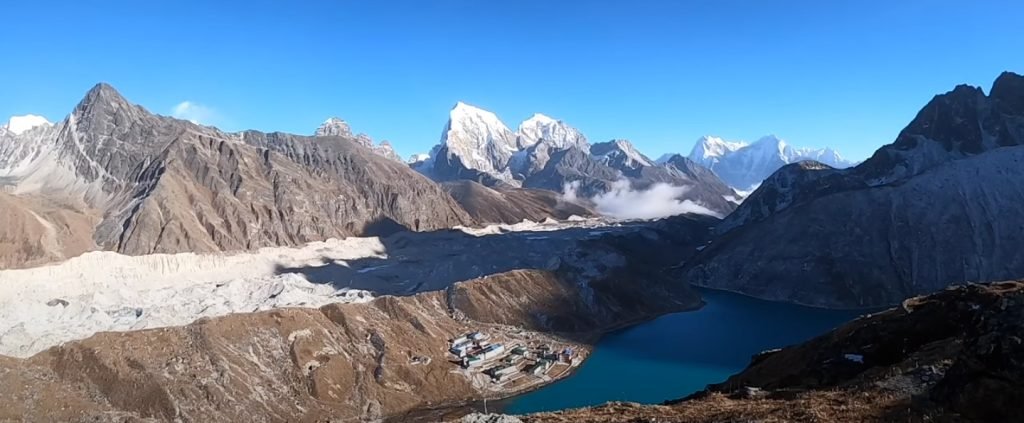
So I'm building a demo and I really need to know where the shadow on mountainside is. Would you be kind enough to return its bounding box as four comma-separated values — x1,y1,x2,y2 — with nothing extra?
272,214,718,345
272,219,624,296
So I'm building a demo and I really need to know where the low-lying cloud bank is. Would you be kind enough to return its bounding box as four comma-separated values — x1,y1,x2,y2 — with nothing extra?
563,180,722,220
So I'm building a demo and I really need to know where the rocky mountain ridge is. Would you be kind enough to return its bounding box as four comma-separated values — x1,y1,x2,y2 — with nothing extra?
684,71,1024,308
0,84,592,268
314,117,402,161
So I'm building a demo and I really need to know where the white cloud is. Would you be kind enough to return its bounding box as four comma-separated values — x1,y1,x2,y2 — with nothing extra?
563,179,722,220
171,101,216,125
561,180,582,204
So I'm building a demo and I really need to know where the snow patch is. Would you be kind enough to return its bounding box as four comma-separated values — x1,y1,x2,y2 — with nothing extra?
3,115,51,135
454,217,611,237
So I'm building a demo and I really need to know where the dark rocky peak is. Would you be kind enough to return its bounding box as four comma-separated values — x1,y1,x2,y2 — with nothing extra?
890,84,987,152
854,72,1024,185
53,83,200,198
659,153,686,167
80,82,126,105
73,82,137,118
590,139,653,177
662,154,709,176
68,82,160,139
657,154,722,185
718,160,858,232
523,145,621,197
990,71,1024,110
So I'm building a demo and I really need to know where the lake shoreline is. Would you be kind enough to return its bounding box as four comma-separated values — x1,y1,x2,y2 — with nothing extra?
384,295,708,422
483,288,864,416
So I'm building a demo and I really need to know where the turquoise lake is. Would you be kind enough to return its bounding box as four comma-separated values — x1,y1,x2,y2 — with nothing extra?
497,289,865,414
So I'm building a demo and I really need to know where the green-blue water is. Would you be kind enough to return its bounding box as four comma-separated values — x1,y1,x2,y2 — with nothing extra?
498,289,865,414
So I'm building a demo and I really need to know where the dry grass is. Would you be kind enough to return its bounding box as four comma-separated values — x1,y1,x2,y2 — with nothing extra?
521,389,944,423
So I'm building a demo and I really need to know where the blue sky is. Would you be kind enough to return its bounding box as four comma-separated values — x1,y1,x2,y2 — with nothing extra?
2,1,1022,160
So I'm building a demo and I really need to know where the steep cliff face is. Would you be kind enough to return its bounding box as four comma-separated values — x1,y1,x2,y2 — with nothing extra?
685,71,1024,307
523,281,1024,423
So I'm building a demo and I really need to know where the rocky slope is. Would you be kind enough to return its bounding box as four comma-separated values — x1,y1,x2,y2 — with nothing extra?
523,280,1024,423
442,180,594,224
686,134,856,191
0,215,714,422
684,71,1024,308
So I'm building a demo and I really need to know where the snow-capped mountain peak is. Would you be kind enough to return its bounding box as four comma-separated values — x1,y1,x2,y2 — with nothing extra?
430,101,518,180
515,112,587,150
449,101,509,136
523,112,557,125
753,134,784,145
315,117,353,137
688,135,748,165
3,115,52,135
793,146,846,165
751,134,791,159
685,134,855,191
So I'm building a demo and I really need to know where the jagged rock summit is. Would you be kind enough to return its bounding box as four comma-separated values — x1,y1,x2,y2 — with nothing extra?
313,116,402,161
314,117,352,137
